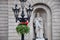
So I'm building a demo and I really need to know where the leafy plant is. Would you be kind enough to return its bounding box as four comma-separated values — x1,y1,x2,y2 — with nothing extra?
16,24,30,35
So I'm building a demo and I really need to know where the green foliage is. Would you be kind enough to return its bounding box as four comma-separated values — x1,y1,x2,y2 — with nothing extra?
16,24,30,35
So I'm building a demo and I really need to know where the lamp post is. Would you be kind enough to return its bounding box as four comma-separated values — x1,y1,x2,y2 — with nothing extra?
12,0,33,40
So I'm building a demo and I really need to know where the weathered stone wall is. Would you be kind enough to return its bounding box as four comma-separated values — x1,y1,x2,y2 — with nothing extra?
8,0,20,40
0,0,60,40
0,0,8,40
51,0,60,40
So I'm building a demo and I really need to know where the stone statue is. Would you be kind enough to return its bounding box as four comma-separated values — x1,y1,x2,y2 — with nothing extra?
34,13,44,39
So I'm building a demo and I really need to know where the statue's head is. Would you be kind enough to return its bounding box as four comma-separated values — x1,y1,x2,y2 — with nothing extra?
36,12,40,17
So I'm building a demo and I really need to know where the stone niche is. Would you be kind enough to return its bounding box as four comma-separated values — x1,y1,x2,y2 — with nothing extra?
30,3,52,40
33,8,47,40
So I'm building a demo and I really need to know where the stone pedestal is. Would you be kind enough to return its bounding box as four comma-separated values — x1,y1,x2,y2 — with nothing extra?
36,38,45,40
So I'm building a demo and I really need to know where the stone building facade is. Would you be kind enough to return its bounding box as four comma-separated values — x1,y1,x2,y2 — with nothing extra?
0,0,60,40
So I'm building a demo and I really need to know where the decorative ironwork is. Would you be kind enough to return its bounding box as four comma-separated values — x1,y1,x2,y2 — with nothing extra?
12,0,33,40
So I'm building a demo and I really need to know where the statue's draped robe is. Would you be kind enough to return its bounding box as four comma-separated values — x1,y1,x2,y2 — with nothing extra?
34,17,44,38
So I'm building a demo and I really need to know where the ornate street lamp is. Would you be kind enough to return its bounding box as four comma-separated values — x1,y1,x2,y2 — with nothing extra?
12,0,33,40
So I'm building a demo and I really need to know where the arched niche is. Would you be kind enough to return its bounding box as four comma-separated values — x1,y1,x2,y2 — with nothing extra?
30,3,52,40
